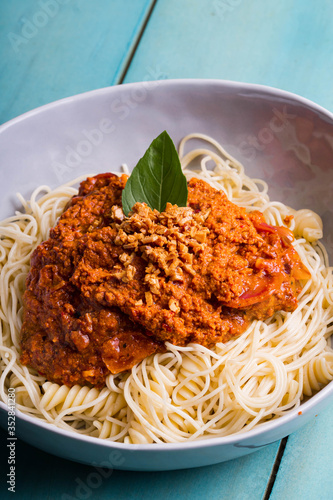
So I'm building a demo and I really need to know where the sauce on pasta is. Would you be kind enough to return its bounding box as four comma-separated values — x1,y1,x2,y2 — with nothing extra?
20,174,309,387
0,133,332,444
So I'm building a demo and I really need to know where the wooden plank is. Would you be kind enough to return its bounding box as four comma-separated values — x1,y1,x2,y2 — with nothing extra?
121,0,333,495
269,401,333,500
0,0,154,124
0,2,281,497
123,0,333,112
0,426,280,500
1,1,332,497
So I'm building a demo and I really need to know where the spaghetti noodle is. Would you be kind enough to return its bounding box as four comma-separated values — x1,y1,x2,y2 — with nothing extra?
0,134,332,443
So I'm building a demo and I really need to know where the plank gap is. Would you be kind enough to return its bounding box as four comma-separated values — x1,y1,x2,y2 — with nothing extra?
118,0,158,84
263,437,288,500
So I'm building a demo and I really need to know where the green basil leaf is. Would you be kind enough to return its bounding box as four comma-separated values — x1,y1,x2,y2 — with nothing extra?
122,131,188,216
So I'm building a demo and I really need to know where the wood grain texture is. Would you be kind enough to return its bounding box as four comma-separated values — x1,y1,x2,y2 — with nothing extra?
0,426,280,500
1,0,333,497
124,0,333,112
270,402,333,500
0,0,154,124
122,0,333,496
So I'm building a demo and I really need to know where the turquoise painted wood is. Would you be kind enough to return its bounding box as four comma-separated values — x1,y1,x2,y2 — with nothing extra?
0,427,280,500
124,0,333,112
270,403,333,500
0,0,154,124
1,0,333,498
123,2,333,498
0,2,282,498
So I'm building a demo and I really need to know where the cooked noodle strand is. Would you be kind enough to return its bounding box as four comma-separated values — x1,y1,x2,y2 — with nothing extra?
1,135,332,442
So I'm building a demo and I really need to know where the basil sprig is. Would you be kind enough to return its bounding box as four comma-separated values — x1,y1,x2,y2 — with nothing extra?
122,131,188,216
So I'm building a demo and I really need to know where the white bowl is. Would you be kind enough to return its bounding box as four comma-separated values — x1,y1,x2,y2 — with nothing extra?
0,80,332,470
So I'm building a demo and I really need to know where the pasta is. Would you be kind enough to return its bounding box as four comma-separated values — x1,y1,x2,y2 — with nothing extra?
302,353,333,396
1,133,333,443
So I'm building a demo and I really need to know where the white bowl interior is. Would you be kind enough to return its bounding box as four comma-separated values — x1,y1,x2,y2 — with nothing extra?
0,80,332,470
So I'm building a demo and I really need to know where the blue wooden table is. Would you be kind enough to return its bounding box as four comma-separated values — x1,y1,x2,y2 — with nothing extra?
1,1,333,498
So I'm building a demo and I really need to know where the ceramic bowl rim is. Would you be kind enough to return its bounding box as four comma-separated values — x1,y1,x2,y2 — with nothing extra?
1,78,332,453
